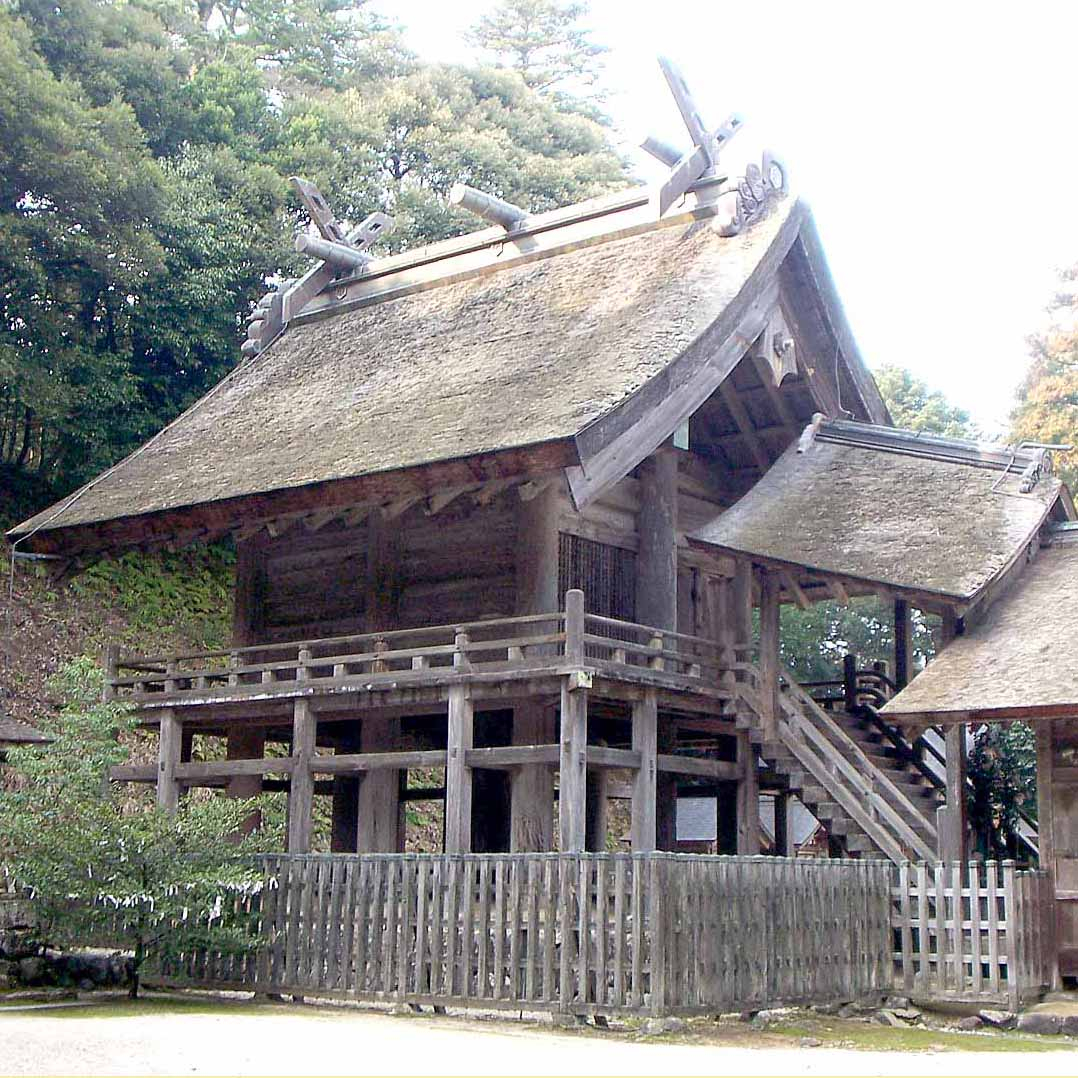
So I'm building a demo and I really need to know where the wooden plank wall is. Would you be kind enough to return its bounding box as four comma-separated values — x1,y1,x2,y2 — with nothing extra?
154,853,893,1017
254,496,519,642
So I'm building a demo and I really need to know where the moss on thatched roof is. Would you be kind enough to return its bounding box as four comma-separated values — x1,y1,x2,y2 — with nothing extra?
881,532,1078,722
688,422,1064,605
11,196,803,546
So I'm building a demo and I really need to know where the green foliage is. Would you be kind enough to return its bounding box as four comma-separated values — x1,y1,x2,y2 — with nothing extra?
779,597,937,684
468,0,607,96
0,0,628,519
968,723,1037,857
873,365,974,438
0,659,280,996
70,544,237,649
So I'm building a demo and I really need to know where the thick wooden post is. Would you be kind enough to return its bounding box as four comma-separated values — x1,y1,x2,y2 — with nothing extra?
510,480,560,851
287,699,315,853
773,792,791,856
585,759,610,852
444,685,474,854
1036,721,1062,989
894,598,912,690
101,643,120,702
736,730,759,854
226,727,265,836
637,451,678,847
356,714,402,852
637,450,678,631
559,679,588,852
232,539,266,647
939,724,969,862
631,691,658,852
156,709,181,814
758,570,781,740
510,705,554,851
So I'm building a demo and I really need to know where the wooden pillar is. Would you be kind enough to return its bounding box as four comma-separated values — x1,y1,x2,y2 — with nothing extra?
511,479,560,851
226,727,265,836
631,690,658,852
510,705,554,851
356,714,402,853
558,679,588,853
758,570,781,740
232,539,266,647
637,450,677,847
156,709,181,814
444,686,474,854
736,730,759,854
585,760,610,852
287,699,315,853
894,598,912,690
774,792,791,857
636,450,678,631
935,611,969,862
1036,721,1062,989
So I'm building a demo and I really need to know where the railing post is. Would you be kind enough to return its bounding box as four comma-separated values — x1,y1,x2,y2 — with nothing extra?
842,653,858,711
1002,859,1020,1010
453,629,470,670
101,643,120,702
648,633,664,672
758,571,781,741
565,589,584,665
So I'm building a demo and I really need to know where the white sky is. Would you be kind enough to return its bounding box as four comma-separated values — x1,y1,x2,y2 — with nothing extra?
375,0,1078,435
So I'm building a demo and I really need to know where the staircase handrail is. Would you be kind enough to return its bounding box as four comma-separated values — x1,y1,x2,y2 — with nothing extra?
779,678,938,860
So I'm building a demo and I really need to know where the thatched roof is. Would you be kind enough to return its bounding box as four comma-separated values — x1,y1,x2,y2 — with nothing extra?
8,187,886,556
881,529,1078,723
0,716,48,746
687,421,1066,609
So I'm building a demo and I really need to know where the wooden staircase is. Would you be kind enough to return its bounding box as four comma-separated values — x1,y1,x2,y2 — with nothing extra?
734,668,939,864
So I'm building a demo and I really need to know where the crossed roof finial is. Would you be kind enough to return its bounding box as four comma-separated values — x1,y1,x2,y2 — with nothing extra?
642,56,787,225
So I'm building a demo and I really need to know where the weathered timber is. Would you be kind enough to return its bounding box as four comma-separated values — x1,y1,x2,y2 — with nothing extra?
288,698,315,853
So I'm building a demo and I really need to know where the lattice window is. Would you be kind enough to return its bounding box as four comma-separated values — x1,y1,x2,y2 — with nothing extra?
558,533,636,620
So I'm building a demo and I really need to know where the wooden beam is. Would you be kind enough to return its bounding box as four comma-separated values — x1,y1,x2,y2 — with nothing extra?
718,381,772,472
444,685,474,853
781,570,811,611
587,746,643,770
827,578,850,604
356,713,402,852
177,756,293,780
656,754,739,779
630,690,658,852
310,750,447,774
466,744,560,770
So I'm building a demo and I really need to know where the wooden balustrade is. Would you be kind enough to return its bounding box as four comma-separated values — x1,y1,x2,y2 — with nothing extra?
106,594,737,706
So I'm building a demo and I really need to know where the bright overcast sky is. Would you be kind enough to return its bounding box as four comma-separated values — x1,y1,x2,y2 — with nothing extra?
375,0,1078,436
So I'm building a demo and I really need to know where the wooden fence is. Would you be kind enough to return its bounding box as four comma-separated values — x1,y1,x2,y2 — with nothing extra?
153,853,892,1017
891,861,1052,1007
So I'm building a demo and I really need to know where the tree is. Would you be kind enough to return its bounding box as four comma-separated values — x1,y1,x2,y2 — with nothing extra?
467,0,606,95
873,364,974,438
1012,263,1078,490
0,659,277,997
0,0,629,514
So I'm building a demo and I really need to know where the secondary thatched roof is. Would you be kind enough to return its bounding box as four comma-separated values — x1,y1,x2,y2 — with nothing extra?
687,421,1066,608
0,715,48,746
11,193,809,551
881,530,1078,723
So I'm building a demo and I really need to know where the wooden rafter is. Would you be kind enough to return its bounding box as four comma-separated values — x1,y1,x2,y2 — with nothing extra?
718,381,771,472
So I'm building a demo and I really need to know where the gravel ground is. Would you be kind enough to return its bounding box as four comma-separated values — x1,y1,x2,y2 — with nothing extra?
2,998,1077,1077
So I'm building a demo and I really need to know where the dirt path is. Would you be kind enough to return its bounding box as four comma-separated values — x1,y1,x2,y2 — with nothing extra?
1,999,1076,1076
